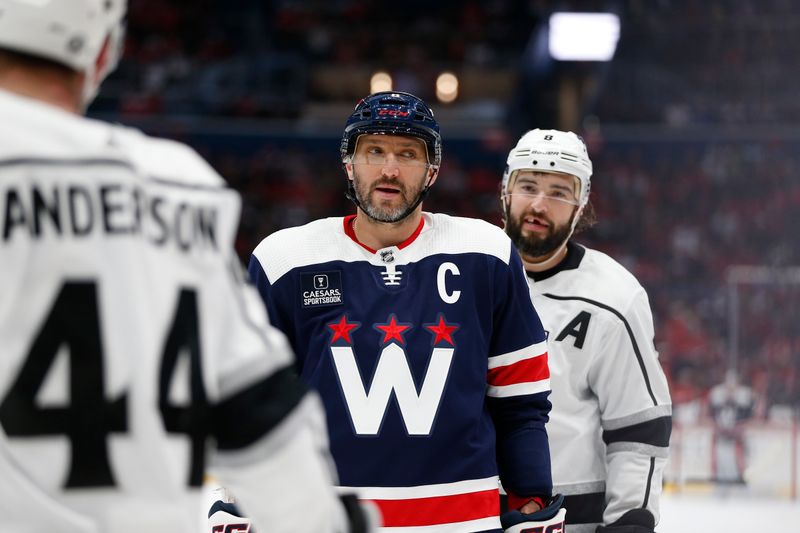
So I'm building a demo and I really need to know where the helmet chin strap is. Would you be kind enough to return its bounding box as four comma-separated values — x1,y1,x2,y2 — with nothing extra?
390,184,431,222
344,179,362,209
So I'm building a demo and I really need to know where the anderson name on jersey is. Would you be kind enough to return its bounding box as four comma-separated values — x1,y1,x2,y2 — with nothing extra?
0,88,348,533
249,213,552,532
526,241,672,533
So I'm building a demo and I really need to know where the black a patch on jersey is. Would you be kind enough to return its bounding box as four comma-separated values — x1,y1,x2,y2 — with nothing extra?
555,310,591,349
301,271,343,308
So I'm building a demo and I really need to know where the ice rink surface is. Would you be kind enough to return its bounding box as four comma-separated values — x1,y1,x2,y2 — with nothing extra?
659,492,800,532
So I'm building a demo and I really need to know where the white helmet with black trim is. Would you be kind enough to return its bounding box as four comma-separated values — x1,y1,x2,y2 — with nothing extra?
501,128,593,207
0,0,126,107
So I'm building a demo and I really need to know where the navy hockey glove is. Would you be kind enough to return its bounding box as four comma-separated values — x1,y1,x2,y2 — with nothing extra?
501,493,566,533
595,509,656,533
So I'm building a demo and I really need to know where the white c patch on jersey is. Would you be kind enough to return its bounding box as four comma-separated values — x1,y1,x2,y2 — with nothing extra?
437,262,461,304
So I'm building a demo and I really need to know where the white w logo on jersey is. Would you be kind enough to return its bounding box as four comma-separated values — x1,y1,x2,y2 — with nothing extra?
331,343,453,435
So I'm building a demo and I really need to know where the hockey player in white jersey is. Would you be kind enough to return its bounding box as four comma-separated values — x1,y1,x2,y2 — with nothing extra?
500,129,672,533
0,1,375,532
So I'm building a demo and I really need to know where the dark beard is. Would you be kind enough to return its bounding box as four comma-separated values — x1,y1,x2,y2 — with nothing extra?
506,214,573,258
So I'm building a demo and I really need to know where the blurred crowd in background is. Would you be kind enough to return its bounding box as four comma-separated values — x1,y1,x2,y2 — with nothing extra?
94,0,800,422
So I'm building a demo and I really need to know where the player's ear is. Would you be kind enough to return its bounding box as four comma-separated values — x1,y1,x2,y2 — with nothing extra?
426,165,440,187
344,162,354,180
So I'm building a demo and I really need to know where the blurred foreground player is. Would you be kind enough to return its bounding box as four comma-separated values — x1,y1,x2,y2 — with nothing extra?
500,130,672,533
247,92,563,532
0,1,374,531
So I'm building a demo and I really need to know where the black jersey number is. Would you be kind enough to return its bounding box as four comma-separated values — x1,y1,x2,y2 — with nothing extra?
0,282,208,488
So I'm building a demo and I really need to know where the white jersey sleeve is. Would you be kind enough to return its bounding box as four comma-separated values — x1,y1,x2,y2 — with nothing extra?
0,89,353,533
529,244,671,532
586,287,671,526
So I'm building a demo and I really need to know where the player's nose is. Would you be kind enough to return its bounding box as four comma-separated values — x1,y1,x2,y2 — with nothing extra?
381,159,402,177
526,192,549,211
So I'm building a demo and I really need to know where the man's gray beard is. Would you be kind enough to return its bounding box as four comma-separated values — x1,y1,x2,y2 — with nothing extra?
360,199,409,223
505,213,572,258
353,173,422,223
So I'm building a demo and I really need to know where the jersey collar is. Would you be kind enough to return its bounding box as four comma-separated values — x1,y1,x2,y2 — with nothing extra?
343,214,426,254
526,241,586,282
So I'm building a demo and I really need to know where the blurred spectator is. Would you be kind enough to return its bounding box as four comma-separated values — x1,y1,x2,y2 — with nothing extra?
708,371,755,484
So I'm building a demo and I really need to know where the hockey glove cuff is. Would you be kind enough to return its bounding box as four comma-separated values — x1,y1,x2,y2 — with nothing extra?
501,493,566,533
208,500,252,533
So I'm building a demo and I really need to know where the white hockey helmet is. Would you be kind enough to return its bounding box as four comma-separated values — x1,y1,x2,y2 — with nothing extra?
501,128,593,207
0,0,126,107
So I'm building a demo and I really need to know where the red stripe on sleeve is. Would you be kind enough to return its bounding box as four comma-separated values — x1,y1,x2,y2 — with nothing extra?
487,353,549,387
369,488,500,527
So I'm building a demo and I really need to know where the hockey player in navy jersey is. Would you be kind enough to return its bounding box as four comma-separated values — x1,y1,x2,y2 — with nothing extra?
500,129,672,533
248,92,564,532
0,1,374,531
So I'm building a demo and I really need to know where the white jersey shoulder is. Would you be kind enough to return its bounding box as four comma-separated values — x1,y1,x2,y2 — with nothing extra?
0,89,224,189
0,89,128,161
252,217,351,283
415,212,512,263
252,212,512,284
546,245,646,309
114,127,225,189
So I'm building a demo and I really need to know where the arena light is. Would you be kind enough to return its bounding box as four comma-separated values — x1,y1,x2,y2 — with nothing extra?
548,12,620,61
436,72,459,104
370,71,393,93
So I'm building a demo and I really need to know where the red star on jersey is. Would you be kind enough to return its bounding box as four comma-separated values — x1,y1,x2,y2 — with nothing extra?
374,315,412,345
328,315,359,344
425,314,459,346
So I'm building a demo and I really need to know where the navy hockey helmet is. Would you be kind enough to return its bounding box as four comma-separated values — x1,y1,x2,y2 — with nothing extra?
340,91,442,167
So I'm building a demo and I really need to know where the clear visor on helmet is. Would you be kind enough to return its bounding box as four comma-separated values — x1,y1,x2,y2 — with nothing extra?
350,134,431,168
503,169,581,207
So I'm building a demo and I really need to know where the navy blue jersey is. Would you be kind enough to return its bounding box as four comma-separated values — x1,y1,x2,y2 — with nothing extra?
249,213,552,531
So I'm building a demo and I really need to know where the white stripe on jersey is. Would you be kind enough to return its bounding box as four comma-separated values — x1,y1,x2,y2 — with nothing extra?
488,341,548,368
338,475,499,500
487,379,551,398
382,517,502,533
